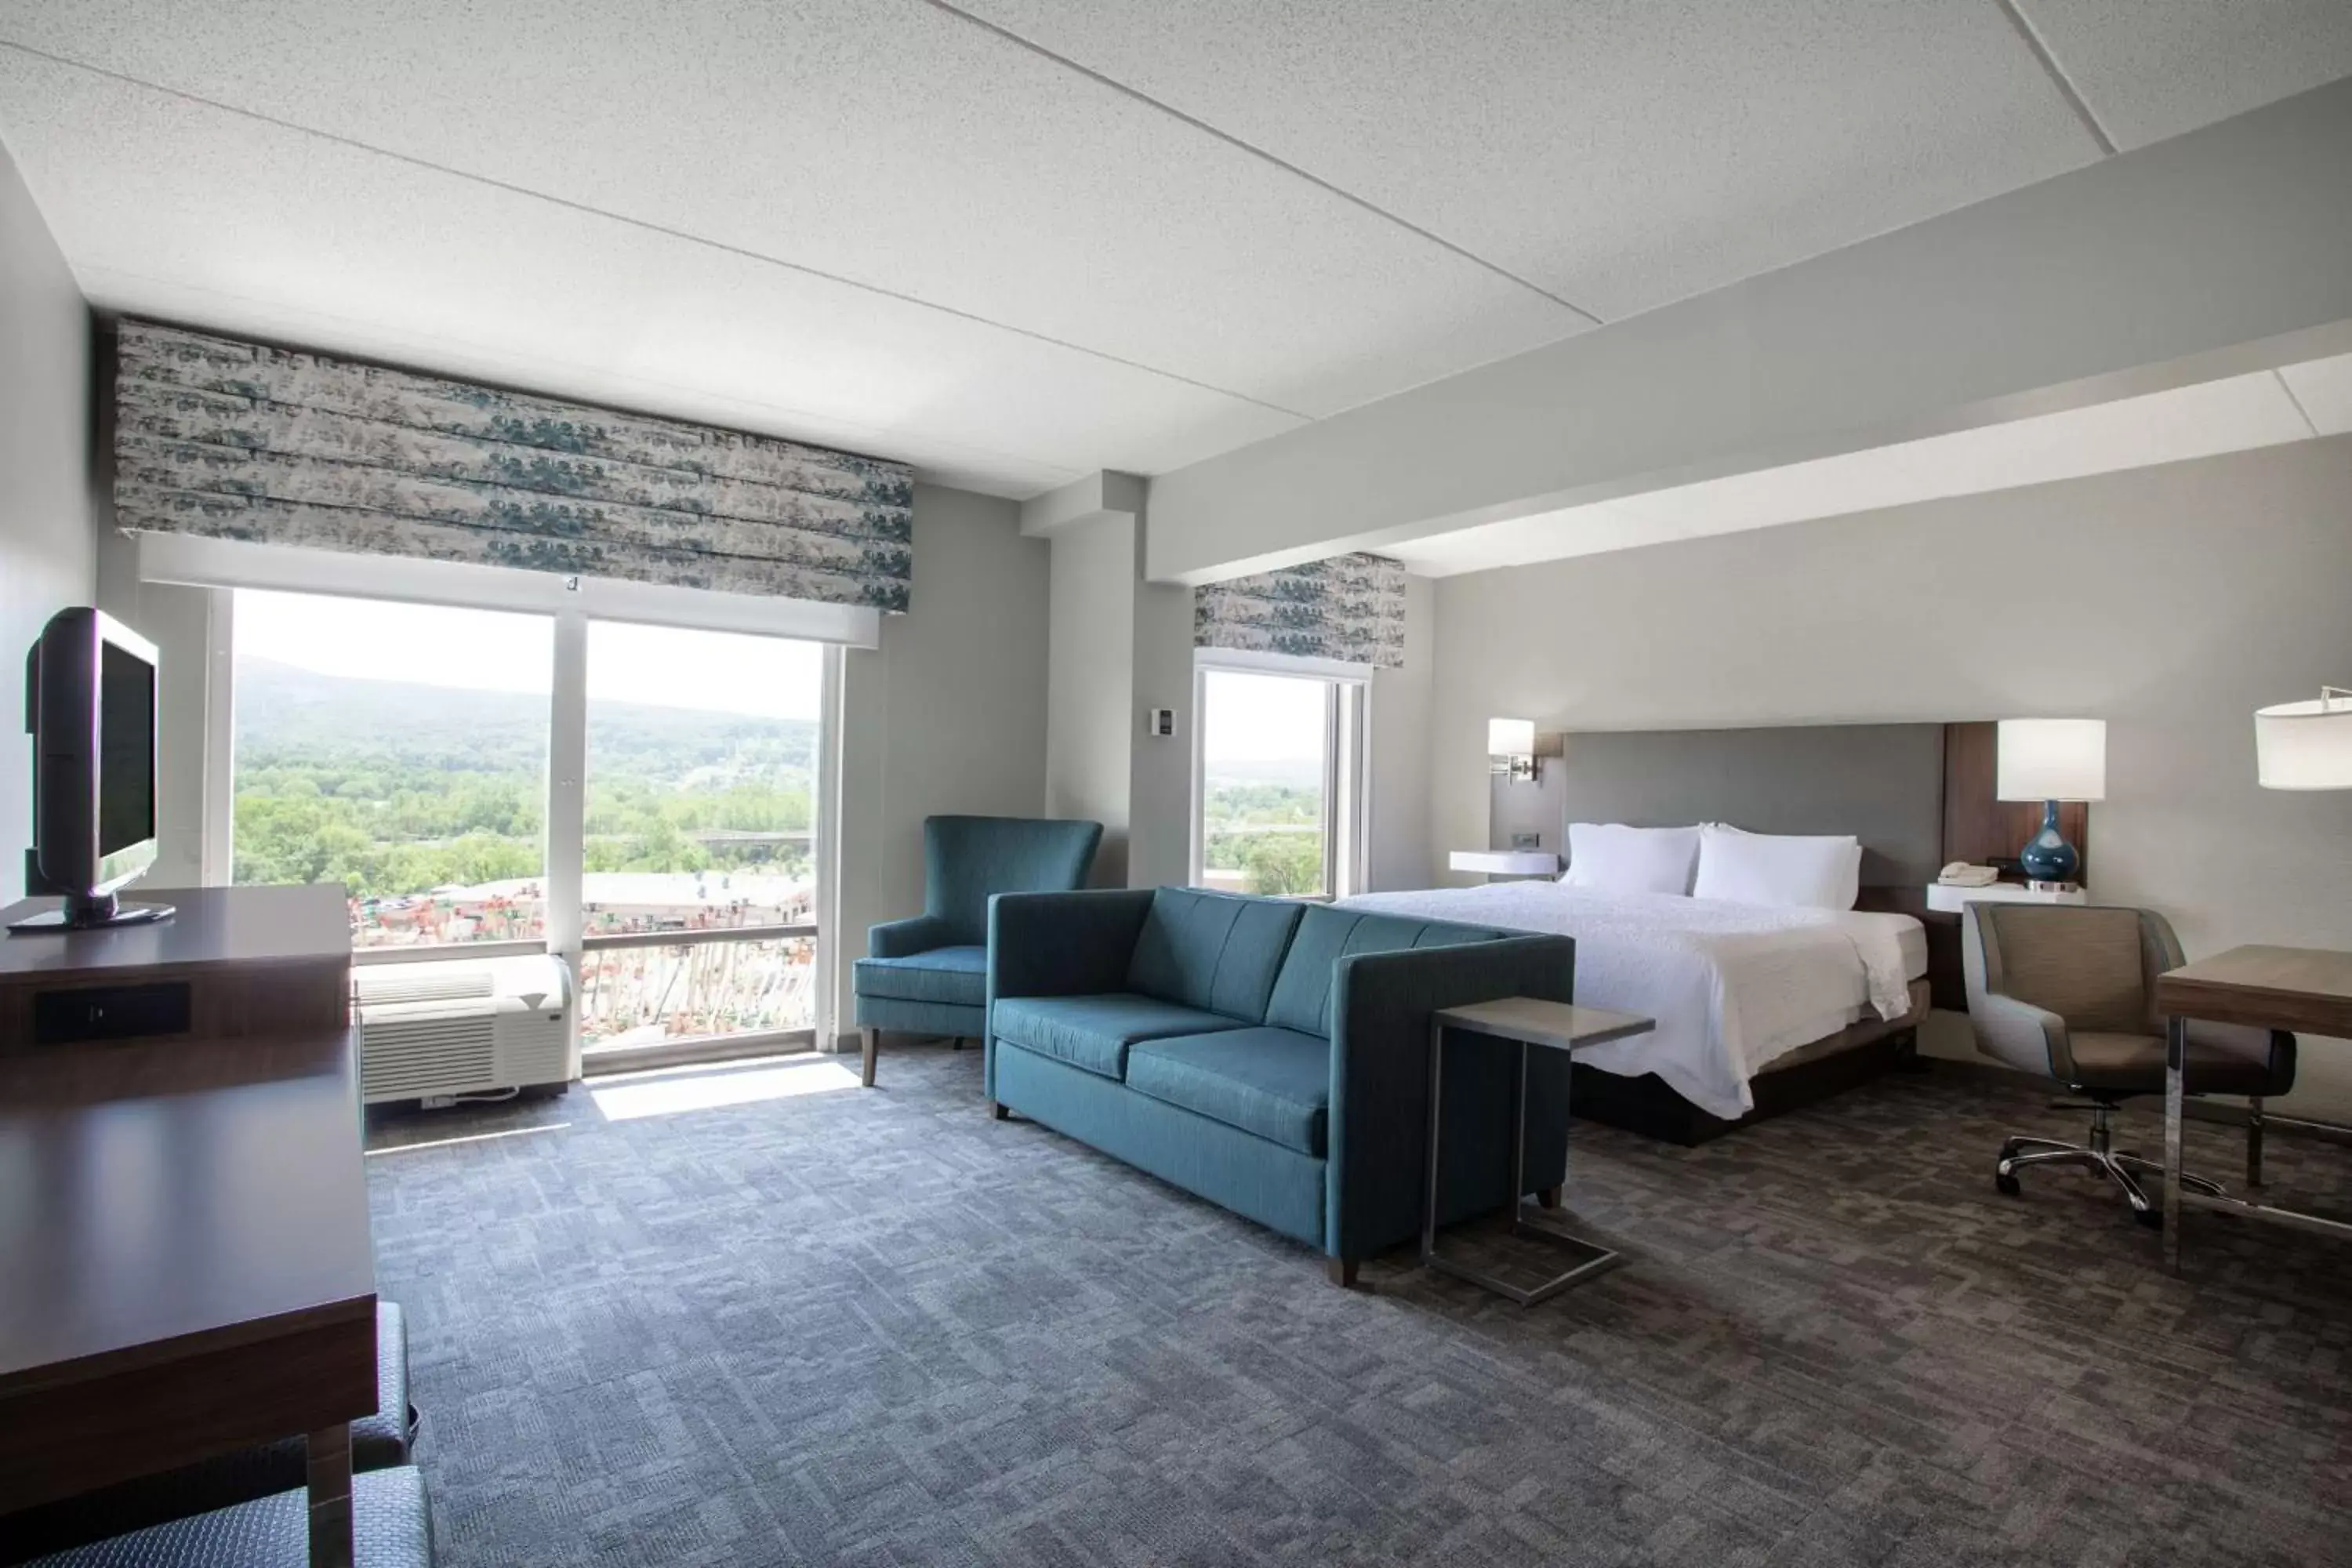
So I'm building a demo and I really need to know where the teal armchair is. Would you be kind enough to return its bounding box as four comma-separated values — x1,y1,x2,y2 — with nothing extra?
852,815,1102,1086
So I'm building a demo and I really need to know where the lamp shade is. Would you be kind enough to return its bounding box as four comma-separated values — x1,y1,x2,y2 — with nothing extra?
2256,693,2352,789
1996,718,2106,802
1487,717,1535,756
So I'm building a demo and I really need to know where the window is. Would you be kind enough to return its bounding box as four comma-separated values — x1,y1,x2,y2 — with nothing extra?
1192,662,1367,899
577,622,826,1054
231,591,554,949
227,587,840,1069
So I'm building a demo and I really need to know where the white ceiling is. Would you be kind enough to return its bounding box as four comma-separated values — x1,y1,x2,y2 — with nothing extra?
1,1,2347,499
1385,356,2351,577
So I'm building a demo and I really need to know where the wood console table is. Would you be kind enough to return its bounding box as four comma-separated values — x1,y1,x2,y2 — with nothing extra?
0,885,374,1566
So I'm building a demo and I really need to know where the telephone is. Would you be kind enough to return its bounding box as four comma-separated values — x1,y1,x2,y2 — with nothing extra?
1938,862,2001,887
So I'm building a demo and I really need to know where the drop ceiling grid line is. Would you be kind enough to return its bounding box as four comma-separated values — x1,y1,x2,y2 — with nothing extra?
2273,370,2324,437
1994,0,2119,155
916,0,1606,328
66,257,1089,488
0,39,1316,427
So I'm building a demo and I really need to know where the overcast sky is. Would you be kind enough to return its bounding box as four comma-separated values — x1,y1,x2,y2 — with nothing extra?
234,589,825,720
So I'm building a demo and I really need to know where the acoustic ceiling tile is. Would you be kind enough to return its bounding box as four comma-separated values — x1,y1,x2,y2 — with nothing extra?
0,51,1300,496
0,0,1586,418
947,0,2104,320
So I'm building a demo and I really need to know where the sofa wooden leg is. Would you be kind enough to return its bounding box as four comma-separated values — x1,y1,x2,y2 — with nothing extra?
1536,1185,1563,1210
986,1099,1009,1121
861,1029,877,1088
1326,1257,1359,1290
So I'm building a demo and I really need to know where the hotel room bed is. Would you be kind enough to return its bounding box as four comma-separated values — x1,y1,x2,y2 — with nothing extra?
1391,720,1970,1142
1342,881,1928,1123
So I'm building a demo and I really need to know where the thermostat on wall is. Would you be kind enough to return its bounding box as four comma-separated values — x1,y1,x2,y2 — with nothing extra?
1147,708,1176,738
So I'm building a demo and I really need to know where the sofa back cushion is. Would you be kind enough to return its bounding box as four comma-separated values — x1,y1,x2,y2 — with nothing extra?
1125,888,1307,1022
1265,906,1502,1037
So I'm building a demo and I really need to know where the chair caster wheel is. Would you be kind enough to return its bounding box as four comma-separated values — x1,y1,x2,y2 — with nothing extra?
1994,1171,2021,1197
2133,1206,2164,1231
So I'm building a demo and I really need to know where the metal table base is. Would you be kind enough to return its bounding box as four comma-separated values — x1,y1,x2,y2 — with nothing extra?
1421,1021,1627,1305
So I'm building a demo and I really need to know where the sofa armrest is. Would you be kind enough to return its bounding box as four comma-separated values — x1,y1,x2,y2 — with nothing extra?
987,889,1153,1000
1325,935,1574,1263
867,914,953,960
985,888,1154,1097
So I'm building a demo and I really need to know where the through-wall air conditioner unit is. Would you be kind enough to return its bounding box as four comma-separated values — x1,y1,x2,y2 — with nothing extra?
354,954,575,1105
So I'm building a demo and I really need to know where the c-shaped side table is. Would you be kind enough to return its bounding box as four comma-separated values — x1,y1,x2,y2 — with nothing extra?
1423,998,1655,1306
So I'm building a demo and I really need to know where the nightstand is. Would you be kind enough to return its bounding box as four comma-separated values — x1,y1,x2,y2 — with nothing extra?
1925,881,2089,914
1448,850,1559,879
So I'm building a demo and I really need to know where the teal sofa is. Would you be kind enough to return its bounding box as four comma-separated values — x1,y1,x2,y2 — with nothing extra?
853,815,1102,1087
985,887,1575,1286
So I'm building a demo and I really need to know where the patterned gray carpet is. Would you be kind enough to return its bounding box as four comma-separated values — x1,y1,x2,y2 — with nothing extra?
365,1044,2352,1567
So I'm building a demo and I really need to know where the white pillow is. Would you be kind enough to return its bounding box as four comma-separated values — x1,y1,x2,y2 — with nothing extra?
1561,823,1702,896
1690,825,1862,910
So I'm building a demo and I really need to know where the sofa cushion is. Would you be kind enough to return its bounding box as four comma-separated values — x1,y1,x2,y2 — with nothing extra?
991,993,1248,1080
1264,907,1504,1036
1124,888,1306,1022
1126,1027,1332,1156
854,946,989,1007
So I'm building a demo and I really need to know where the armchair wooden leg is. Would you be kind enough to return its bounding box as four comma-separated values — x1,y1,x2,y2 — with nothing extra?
2248,1096,2266,1189
985,1099,1009,1120
861,1029,877,1088
1326,1257,1359,1290
952,1036,966,1051
1536,1185,1563,1210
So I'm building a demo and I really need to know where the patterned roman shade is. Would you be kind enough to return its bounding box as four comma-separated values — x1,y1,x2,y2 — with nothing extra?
1193,552,1406,669
112,321,915,610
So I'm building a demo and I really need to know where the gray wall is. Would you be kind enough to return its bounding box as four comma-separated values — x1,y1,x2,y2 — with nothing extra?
1428,435,2352,1113
836,482,1050,1040
1044,514,1138,885
1367,574,1436,891
0,139,95,901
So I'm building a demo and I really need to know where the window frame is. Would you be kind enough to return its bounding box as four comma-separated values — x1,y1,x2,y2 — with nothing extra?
1189,648,1371,902
180,548,851,1069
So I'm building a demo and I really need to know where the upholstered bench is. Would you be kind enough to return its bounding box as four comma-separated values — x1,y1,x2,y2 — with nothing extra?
21,1466,433,1568
1,1302,418,1564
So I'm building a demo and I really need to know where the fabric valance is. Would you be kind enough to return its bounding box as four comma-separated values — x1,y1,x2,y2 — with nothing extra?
1193,552,1406,669
112,321,915,611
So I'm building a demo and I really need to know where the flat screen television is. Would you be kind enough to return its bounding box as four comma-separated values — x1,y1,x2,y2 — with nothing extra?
9,607,173,932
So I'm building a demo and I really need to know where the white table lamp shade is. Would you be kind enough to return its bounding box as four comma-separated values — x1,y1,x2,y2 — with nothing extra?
1487,717,1536,756
1996,718,2107,802
2256,694,2352,789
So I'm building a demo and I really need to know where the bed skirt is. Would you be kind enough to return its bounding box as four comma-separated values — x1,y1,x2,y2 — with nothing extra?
1571,978,1930,1145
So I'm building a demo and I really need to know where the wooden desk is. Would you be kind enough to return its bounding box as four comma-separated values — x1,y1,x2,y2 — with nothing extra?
0,885,372,1566
2157,944,2352,1272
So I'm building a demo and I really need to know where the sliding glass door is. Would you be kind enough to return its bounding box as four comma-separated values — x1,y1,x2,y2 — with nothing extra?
230,590,554,949
576,621,827,1068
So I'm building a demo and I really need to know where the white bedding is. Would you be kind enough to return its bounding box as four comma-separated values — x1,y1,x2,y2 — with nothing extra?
1340,884,1925,1120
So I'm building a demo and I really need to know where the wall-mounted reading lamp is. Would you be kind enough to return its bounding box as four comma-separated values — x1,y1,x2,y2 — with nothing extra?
1487,718,1563,784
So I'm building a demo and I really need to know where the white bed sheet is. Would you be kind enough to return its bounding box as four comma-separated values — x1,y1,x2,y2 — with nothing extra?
1339,884,1924,1120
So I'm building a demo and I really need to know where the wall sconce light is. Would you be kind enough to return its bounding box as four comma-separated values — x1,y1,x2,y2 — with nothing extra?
1488,717,1538,783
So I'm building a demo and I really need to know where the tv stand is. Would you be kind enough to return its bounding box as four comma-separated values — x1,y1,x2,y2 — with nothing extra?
5,891,174,933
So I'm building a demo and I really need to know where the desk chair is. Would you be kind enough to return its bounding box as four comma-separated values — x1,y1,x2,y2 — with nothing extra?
852,815,1102,1087
0,1301,419,1563
1963,902,2296,1227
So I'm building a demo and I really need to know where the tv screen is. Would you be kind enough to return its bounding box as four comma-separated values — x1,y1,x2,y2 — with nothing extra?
98,640,157,859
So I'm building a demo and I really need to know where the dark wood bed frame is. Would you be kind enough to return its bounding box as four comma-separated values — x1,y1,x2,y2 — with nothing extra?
1491,719,2084,1146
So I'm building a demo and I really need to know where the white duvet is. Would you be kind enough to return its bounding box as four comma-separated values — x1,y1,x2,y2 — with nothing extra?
1339,883,1922,1120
